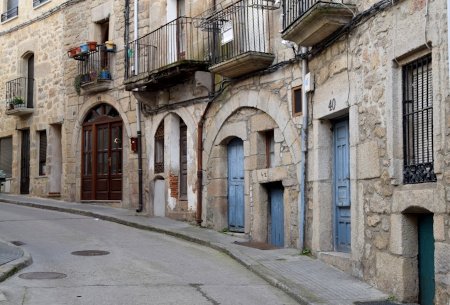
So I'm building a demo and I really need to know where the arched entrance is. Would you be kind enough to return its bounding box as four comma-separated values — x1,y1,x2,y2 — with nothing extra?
81,104,123,200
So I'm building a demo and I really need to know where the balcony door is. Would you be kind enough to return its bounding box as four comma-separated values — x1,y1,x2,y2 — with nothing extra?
27,54,34,108
82,104,123,200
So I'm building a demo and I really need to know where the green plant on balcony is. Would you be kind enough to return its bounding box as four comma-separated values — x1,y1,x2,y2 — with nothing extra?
74,75,82,95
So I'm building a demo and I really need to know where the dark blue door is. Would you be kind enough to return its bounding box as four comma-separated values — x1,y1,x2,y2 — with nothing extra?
269,184,284,247
227,138,244,232
334,120,350,252
418,214,435,305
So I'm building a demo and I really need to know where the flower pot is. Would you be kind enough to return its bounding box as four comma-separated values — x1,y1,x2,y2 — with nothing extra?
105,41,116,52
68,46,79,58
99,70,111,80
80,43,89,54
87,41,97,51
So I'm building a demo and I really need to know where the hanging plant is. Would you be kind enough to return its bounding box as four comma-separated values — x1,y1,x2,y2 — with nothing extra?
74,75,82,95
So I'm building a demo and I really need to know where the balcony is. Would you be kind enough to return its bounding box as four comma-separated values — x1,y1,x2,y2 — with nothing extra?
124,17,210,91
33,0,50,8
5,77,34,116
1,6,18,23
205,0,275,78
75,45,114,94
281,0,355,47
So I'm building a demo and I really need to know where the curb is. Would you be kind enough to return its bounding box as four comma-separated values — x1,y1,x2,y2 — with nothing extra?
0,240,33,283
0,198,313,305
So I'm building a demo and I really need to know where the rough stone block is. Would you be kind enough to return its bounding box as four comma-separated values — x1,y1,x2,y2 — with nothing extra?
357,141,380,179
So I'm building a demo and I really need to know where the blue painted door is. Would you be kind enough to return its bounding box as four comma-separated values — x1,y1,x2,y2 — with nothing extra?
227,138,244,232
418,214,435,305
334,120,350,252
269,184,284,247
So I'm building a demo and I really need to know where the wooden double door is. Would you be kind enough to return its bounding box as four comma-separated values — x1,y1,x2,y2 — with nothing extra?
82,111,122,200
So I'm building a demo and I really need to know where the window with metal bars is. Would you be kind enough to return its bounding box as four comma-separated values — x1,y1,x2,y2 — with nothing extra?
154,122,164,174
402,54,436,184
39,131,47,176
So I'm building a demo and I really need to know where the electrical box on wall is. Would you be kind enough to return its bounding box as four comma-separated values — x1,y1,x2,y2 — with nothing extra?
130,137,138,153
304,72,314,93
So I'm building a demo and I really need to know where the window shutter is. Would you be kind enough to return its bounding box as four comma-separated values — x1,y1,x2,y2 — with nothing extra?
0,137,13,177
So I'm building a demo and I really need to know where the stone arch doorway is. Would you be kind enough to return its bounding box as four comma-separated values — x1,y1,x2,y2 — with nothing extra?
81,104,123,200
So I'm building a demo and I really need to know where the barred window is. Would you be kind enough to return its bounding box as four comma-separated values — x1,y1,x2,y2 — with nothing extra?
154,122,164,174
39,130,47,176
402,54,436,184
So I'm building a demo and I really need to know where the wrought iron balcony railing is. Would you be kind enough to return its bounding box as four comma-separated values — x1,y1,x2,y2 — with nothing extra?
5,77,34,110
1,6,18,22
125,17,210,79
33,0,49,7
282,0,320,30
204,0,273,66
76,45,114,86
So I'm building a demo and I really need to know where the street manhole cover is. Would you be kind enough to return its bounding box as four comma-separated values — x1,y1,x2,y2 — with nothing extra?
71,250,110,256
10,241,25,246
19,272,67,280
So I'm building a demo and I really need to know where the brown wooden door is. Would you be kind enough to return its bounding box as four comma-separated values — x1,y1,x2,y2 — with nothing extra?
81,104,122,200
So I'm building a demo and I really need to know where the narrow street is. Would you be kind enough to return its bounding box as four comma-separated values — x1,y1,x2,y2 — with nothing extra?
0,203,298,305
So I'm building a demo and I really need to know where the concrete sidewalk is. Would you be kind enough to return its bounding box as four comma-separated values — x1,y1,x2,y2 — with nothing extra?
0,193,389,305
0,239,32,283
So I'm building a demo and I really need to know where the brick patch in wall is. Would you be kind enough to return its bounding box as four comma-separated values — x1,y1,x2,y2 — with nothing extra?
169,174,178,198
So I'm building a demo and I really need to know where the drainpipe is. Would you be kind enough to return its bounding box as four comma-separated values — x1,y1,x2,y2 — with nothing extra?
195,0,217,225
298,47,308,249
134,0,144,213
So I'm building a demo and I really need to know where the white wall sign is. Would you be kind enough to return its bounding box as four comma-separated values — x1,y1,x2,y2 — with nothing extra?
221,21,234,45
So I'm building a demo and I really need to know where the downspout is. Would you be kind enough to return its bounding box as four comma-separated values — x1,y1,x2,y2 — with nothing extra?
134,0,144,213
298,47,308,249
195,0,217,225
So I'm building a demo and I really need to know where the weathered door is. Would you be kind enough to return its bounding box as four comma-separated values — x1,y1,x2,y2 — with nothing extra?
334,120,350,252
268,184,284,247
27,55,34,108
82,104,122,200
20,129,30,194
227,138,244,232
418,214,435,305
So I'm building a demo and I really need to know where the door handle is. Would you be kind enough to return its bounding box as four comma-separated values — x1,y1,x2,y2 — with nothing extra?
108,157,112,167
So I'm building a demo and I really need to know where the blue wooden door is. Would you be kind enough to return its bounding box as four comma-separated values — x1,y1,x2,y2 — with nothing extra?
418,214,435,305
227,138,244,232
334,120,350,252
269,185,284,247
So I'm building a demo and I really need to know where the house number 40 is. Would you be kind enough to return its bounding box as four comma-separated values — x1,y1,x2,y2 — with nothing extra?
328,98,336,111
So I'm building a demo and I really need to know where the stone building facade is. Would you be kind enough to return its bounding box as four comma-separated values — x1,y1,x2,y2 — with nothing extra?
1,0,450,303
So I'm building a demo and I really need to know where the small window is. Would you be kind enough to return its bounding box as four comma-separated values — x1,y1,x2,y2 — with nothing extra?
39,130,47,176
154,122,164,173
1,0,18,22
402,54,435,184
292,86,302,116
33,0,50,8
0,137,12,178
265,130,275,168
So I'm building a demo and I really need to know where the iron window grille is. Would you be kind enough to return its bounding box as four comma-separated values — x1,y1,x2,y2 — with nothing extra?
33,0,49,7
1,6,18,22
402,54,436,184
154,123,164,174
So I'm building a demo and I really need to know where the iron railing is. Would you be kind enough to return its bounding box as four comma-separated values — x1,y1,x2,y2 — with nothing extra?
5,77,34,109
33,0,49,7
206,0,272,65
77,45,114,85
126,17,210,79
1,6,18,22
402,54,436,184
282,0,342,31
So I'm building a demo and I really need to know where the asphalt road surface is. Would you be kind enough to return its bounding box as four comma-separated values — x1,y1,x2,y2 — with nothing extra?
0,203,298,305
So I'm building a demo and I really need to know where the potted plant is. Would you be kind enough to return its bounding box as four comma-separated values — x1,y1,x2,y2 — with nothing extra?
68,46,81,58
74,75,81,95
105,41,116,52
12,96,24,105
99,68,111,80
87,41,97,51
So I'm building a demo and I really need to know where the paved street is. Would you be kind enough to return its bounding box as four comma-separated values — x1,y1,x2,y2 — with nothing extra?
0,203,298,305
